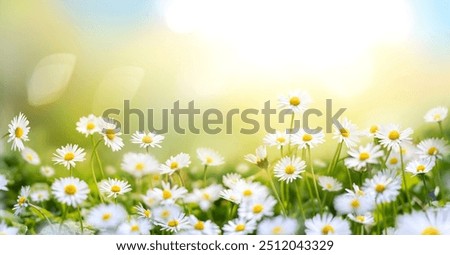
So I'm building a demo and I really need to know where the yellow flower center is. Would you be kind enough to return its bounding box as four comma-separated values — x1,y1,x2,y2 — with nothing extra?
389,157,398,165
252,204,264,214
285,165,295,174
170,162,179,169
142,135,153,144
235,224,246,232
276,137,286,143
243,189,253,197
375,184,385,193
26,154,33,161
135,163,144,171
417,165,426,172
144,210,151,218
105,129,116,140
356,215,365,222
111,185,121,193
15,127,24,138
289,96,301,106
326,183,333,190
131,225,140,232
206,157,213,164
421,227,440,235
272,226,282,234
303,134,313,142
369,125,378,134
359,152,370,161
433,114,441,121
340,128,349,138
351,199,360,208
64,152,75,161
162,189,172,199
152,175,160,181
64,184,77,195
321,225,335,235
194,221,205,230
428,147,438,156
86,122,95,130
102,213,111,221
18,196,26,205
388,130,400,140
202,193,211,200
161,210,170,218
168,219,179,227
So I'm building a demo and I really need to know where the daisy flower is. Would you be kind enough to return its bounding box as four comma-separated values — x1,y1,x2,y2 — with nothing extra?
332,118,361,148
0,222,19,235
0,174,8,191
87,204,128,230
21,147,40,165
184,215,220,235
363,169,401,204
219,189,242,204
375,124,413,151
117,218,152,235
222,173,244,189
344,143,384,171
424,106,448,123
292,129,325,149
148,181,187,205
7,112,30,151
141,190,161,208
197,148,224,166
159,152,191,175
185,184,223,211
131,131,164,149
274,156,306,183
121,152,159,178
153,205,183,223
278,90,312,113
51,177,90,207
417,138,450,161
334,184,375,215
155,212,189,233
99,178,132,199
244,145,268,169
305,213,351,235
13,186,31,215
30,189,50,203
348,213,375,225
257,216,298,235
385,152,401,170
238,195,277,221
366,124,380,137
318,176,343,192
76,114,101,136
396,208,450,235
135,203,152,220
263,130,290,149
40,165,55,178
223,218,257,235
52,144,86,170
99,118,124,151
405,158,435,176
233,180,270,201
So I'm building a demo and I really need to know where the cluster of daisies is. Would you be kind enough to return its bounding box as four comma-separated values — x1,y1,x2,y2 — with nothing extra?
0,92,449,235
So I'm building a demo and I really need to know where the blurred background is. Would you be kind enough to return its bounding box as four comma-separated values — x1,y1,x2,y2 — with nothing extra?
1,0,449,167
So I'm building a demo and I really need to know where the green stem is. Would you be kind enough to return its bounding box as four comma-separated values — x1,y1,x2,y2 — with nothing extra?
176,171,185,187
91,136,105,179
308,146,322,213
287,112,295,154
1,133,8,139
265,168,287,215
294,180,306,220
77,207,84,234
399,146,412,211
438,121,444,137
89,140,103,203
30,204,52,226
327,142,343,175
203,165,208,187
421,175,431,206
346,167,353,187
